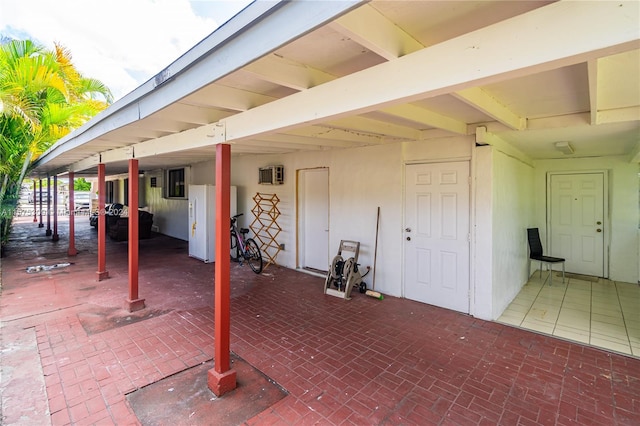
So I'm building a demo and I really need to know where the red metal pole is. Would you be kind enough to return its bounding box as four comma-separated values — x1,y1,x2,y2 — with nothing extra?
208,143,236,396
96,164,109,281
46,176,51,236
38,180,43,228
68,172,77,256
125,159,144,312
52,175,59,241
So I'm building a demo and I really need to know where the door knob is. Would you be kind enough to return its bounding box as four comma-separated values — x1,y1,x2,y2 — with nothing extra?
406,237,411,241
596,221,602,225
597,229,602,232
405,228,411,232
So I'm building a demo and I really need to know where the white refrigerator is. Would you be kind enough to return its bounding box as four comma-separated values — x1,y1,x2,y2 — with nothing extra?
188,185,237,263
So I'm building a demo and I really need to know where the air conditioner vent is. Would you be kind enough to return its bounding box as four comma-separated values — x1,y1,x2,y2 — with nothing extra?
259,166,284,185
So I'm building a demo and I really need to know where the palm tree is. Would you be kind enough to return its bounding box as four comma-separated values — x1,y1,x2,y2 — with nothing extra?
0,39,112,247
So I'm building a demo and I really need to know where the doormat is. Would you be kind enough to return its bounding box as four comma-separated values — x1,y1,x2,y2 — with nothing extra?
127,354,288,426
556,272,599,282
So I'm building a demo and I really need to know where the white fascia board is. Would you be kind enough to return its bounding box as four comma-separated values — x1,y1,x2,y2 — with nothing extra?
221,1,640,143
33,0,363,171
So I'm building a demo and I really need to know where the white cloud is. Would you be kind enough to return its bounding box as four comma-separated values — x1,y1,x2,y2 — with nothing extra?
0,0,253,101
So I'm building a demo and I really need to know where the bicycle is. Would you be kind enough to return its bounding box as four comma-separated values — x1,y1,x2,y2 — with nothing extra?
230,213,263,274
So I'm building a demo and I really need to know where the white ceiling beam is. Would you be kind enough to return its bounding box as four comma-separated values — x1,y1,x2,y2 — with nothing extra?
215,1,639,143
381,104,468,135
326,116,421,140
588,59,600,125
243,54,336,90
69,155,100,173
235,139,324,152
475,127,533,167
181,84,278,112
598,106,640,124
330,3,423,60
452,87,526,130
258,132,367,149
284,125,386,145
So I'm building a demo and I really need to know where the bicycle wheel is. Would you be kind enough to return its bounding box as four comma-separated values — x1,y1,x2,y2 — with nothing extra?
244,238,263,274
230,231,240,262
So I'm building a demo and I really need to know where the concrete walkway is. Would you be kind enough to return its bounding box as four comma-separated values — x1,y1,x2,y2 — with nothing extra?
1,216,640,425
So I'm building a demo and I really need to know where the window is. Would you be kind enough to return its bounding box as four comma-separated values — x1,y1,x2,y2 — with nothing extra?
124,179,129,205
166,168,186,198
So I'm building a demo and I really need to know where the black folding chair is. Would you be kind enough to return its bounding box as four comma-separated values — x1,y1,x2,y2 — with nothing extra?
527,228,565,285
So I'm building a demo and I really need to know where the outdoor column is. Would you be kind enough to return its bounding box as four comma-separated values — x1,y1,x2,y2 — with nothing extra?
52,175,59,241
38,180,43,228
208,143,236,396
96,164,109,281
45,176,52,236
32,180,37,222
125,159,145,312
67,172,77,256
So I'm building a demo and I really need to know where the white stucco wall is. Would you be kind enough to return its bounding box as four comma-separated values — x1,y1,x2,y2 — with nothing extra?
491,149,535,318
143,169,190,241
533,156,639,283
228,136,473,299
473,145,535,320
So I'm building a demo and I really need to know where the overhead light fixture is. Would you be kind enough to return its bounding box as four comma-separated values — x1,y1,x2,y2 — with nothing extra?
554,141,574,155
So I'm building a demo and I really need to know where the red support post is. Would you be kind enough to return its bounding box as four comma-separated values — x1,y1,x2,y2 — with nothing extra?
125,159,145,312
38,180,44,228
52,175,59,241
46,176,52,236
96,164,109,281
208,143,236,397
68,172,77,256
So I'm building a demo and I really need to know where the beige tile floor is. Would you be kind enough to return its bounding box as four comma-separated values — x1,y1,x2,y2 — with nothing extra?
498,269,640,358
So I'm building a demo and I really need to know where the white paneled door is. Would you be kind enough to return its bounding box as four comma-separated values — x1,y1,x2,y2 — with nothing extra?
404,162,470,313
550,173,605,277
298,168,329,272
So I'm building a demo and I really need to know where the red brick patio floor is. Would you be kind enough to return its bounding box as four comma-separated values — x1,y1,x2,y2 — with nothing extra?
1,216,639,425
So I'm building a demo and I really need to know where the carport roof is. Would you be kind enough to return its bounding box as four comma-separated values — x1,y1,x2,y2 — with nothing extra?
30,0,640,178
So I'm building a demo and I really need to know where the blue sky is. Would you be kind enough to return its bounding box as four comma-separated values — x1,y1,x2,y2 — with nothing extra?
0,0,253,101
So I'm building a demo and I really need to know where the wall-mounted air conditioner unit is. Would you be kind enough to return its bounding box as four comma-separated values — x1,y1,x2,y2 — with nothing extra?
259,165,284,185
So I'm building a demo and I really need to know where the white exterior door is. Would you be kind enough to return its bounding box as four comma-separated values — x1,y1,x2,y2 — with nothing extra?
404,162,470,313
298,168,329,271
550,173,605,277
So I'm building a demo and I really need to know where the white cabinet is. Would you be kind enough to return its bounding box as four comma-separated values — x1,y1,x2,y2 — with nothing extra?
188,185,237,263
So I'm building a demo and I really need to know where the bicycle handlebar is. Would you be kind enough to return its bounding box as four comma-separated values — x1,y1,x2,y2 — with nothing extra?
231,213,243,227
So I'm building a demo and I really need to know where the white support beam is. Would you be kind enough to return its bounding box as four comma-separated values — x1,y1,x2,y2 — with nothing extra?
597,106,640,124
474,126,533,167
588,59,600,125
180,84,278,112
70,155,100,173
284,125,386,145
327,116,421,140
381,104,468,135
257,132,367,149
101,146,134,164
218,1,639,143
452,87,526,130
243,54,336,90
330,3,423,60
